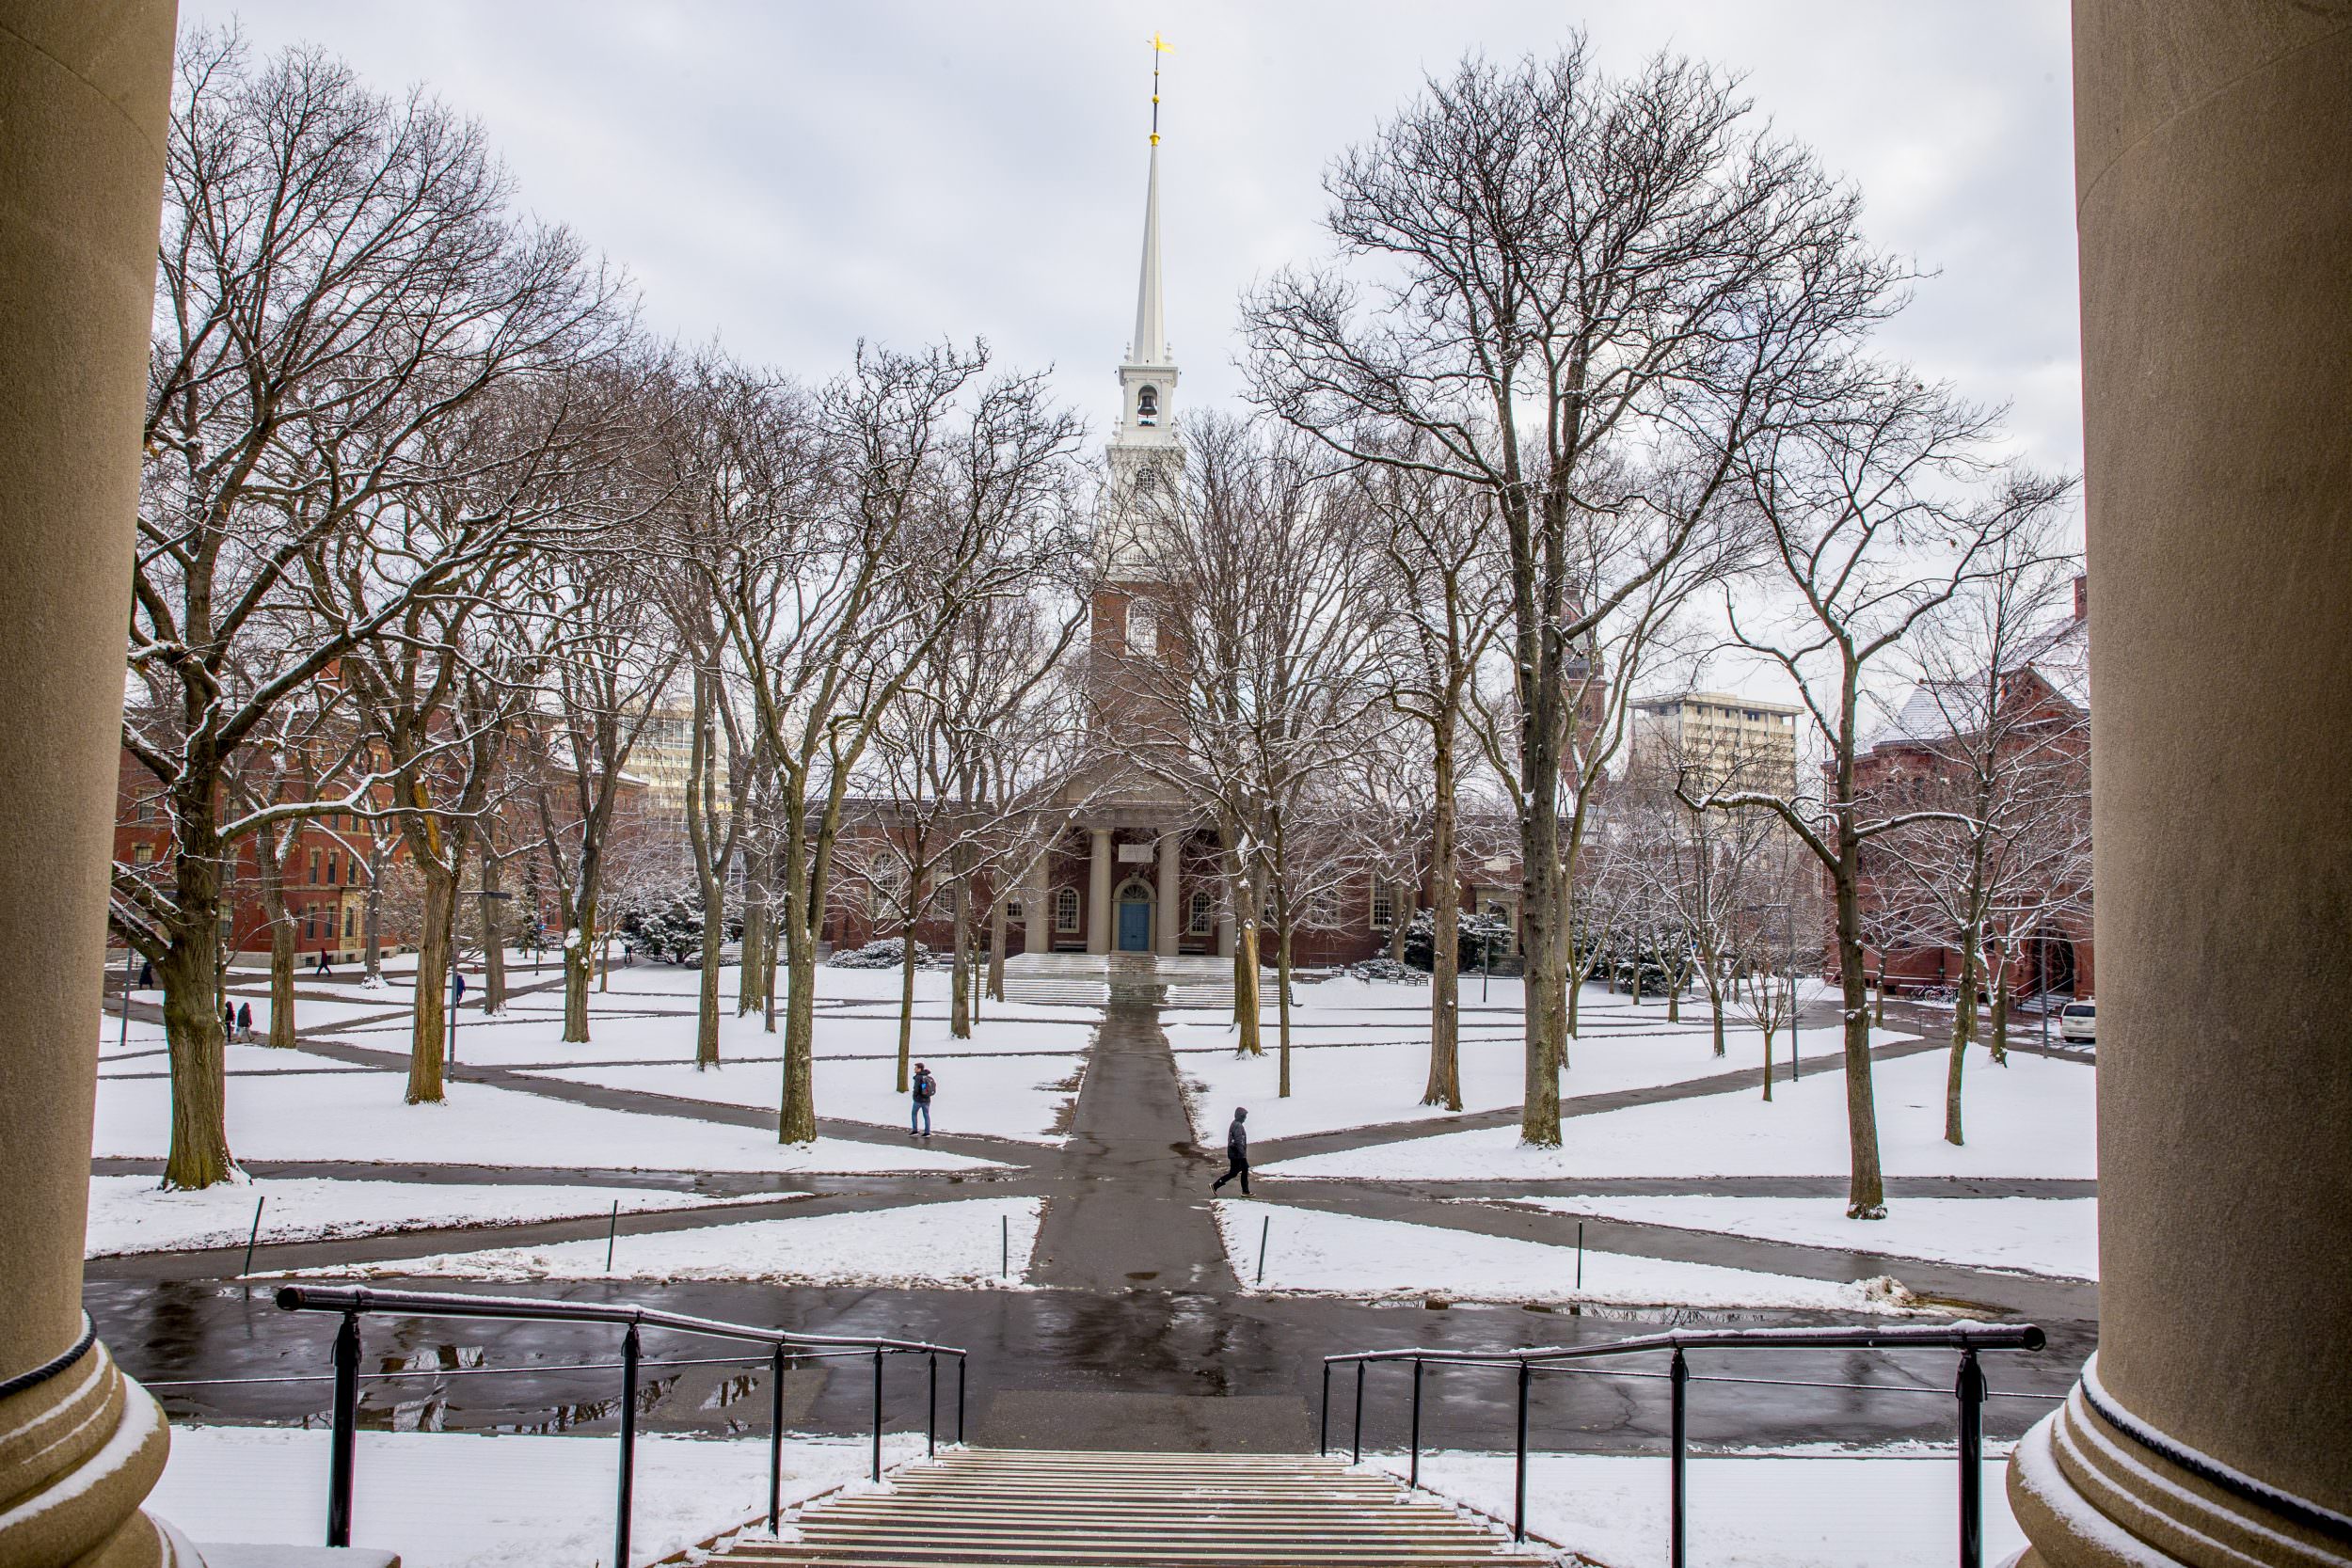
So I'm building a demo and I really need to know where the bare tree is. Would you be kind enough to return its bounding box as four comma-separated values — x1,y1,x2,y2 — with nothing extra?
1685,372,2074,1214
116,31,621,1184
1246,40,1900,1145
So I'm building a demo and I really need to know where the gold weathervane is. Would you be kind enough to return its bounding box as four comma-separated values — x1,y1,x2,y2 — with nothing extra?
1149,33,1173,145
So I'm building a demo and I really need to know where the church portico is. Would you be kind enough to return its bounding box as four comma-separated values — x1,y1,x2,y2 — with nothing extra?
1028,816,1220,958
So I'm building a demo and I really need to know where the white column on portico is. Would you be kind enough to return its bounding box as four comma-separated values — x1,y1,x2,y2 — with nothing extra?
1155,833,1182,957
1087,829,1113,955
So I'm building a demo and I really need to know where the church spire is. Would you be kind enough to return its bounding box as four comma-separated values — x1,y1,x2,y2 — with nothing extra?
1130,35,1172,369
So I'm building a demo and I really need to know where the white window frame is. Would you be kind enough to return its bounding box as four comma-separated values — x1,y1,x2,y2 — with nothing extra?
1054,886,1081,934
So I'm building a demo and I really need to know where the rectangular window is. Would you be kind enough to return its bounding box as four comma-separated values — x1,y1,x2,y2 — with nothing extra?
308,848,321,883
133,843,152,865
1187,890,1214,936
135,796,156,822
1370,883,1395,928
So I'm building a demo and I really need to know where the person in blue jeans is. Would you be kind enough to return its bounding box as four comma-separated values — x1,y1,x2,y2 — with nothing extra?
910,1062,935,1136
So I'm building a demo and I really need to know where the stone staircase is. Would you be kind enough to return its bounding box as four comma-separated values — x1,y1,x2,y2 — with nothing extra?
713,1449,1551,1566
1000,954,1112,1006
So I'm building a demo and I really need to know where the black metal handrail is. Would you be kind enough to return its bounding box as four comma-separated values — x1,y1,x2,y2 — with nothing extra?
274,1284,969,1564
1322,1321,2046,1568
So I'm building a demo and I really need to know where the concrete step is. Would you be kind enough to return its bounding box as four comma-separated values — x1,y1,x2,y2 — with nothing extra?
707,1449,1548,1568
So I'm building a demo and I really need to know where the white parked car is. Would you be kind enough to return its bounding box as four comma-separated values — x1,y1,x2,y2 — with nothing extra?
2058,1001,2096,1043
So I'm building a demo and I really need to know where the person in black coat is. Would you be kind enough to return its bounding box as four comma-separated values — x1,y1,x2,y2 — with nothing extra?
910,1062,935,1136
236,1002,252,1041
1211,1106,1250,1196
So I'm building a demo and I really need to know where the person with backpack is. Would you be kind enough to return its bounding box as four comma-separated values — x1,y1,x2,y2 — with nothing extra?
910,1062,936,1137
236,1002,253,1042
1211,1105,1250,1197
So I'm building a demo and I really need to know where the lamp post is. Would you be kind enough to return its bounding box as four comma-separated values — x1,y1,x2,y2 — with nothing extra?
1482,857,1511,1004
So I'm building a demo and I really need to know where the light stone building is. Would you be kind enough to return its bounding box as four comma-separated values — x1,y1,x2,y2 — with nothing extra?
1629,689,1804,798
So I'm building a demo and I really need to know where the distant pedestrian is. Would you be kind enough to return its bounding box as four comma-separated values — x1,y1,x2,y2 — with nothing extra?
911,1062,936,1136
236,1002,252,1041
1210,1106,1250,1197
137,958,152,990
223,1000,235,1040
453,970,467,1005
314,950,331,976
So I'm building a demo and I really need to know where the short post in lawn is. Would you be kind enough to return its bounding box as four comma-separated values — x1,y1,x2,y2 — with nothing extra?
119,943,134,1054
242,1195,267,1280
1255,1215,1270,1284
1002,1213,1009,1279
1576,1221,1583,1291
606,1200,619,1271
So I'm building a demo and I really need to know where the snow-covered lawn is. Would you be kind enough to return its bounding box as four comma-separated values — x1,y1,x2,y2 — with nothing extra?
85,1175,785,1259
1212,1200,1918,1313
292,1196,1043,1289
1263,1047,2093,1182
1176,1010,1869,1148
540,1051,1085,1143
1370,1449,2024,1568
92,1070,1002,1176
148,1425,916,1568
1504,1195,2100,1281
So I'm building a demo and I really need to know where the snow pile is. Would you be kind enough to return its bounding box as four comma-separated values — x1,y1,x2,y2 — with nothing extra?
829,940,938,970
145,1425,918,1568
1213,1200,1923,1313
1506,1195,2100,1280
1344,958,1427,985
287,1196,1044,1289
86,1175,784,1258
1366,1449,2025,1568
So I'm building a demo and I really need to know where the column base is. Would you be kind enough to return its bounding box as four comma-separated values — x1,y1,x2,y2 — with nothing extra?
0,1332,186,1567
2010,1356,2352,1567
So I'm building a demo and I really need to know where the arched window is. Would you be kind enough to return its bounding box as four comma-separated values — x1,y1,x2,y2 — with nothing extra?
1054,886,1081,934
1136,385,1159,424
1126,598,1158,657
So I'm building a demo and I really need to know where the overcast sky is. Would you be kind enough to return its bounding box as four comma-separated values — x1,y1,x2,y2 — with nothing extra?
199,3,2083,484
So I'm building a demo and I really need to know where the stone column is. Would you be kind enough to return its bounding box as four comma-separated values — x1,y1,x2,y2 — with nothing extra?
1086,829,1112,956
1023,852,1051,956
0,5,183,1565
2009,7,2352,1563
1216,911,1235,959
1154,833,1182,957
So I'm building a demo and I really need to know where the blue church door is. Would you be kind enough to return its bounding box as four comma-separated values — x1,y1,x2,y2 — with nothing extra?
1117,900,1152,953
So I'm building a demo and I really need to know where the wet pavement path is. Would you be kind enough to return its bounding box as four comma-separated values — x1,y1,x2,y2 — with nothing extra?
91,962,2095,1453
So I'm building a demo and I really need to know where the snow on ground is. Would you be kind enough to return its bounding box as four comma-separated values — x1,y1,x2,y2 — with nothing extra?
92,1070,1002,1176
542,1050,1085,1143
1212,1200,1917,1313
1176,997,1868,1147
1264,1047,2094,1182
1506,1196,2100,1281
86,1175,786,1258
148,1425,916,1568
294,1197,1043,1289
1368,1449,2023,1568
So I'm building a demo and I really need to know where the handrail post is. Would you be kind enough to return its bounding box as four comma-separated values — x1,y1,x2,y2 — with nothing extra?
871,1348,884,1481
1513,1358,1530,1543
927,1353,938,1459
326,1310,359,1548
1319,1362,1330,1456
615,1323,641,1568
1957,1348,1986,1568
768,1345,787,1533
1352,1360,1365,1465
1408,1358,1423,1490
1669,1348,1689,1568
956,1354,966,1445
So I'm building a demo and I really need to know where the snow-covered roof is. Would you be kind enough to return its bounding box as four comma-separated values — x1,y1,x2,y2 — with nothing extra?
1866,614,2090,755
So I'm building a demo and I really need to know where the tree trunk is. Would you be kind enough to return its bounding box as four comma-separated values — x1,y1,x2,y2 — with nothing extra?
897,924,918,1093
1276,918,1295,1098
1945,929,1980,1147
1235,915,1263,1057
563,894,595,1043
362,847,386,984
158,908,236,1188
259,849,296,1049
1834,835,1886,1216
778,846,818,1143
1705,962,1726,1057
764,906,781,1034
739,853,770,1016
1989,943,2011,1065
1388,890,1408,964
1666,958,1683,1023
948,870,973,1040
987,894,1008,1003
691,888,720,1071
1423,765,1462,1110
479,848,507,1017
407,864,455,1104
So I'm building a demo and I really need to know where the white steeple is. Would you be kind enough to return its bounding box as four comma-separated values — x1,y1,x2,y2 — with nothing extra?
1130,144,1168,370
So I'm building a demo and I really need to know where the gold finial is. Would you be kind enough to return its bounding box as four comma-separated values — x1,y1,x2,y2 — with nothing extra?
1149,34,1172,145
